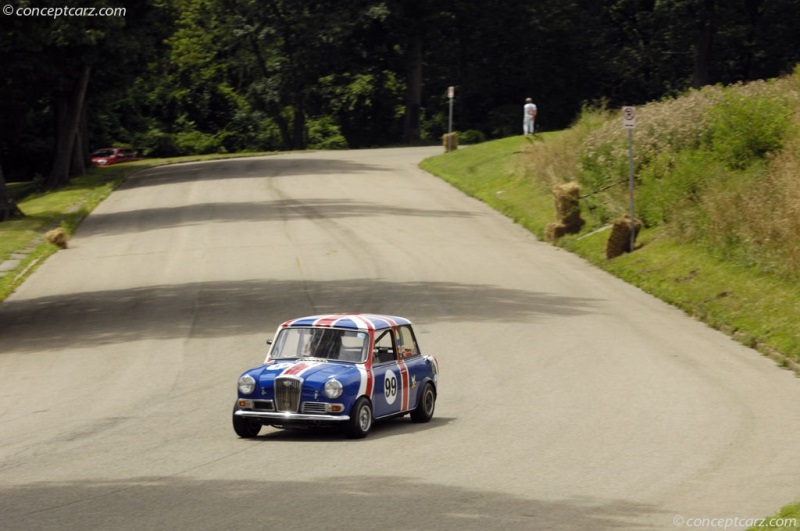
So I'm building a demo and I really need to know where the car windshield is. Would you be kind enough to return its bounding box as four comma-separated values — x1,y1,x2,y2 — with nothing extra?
92,149,115,157
270,328,369,363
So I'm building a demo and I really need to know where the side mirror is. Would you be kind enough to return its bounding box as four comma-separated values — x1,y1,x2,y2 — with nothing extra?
266,339,273,346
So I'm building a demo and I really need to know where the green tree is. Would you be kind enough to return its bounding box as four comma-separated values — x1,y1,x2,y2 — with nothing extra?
589,0,800,106
40,1,128,188
4,0,800,204
166,0,414,150
0,0,170,191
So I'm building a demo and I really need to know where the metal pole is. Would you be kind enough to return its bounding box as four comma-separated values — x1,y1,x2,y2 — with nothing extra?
628,127,635,251
448,95,454,152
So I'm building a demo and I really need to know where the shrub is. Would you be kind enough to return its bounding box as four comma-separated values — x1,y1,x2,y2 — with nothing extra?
136,128,178,157
697,134,800,276
578,86,726,182
307,117,349,150
174,129,224,155
706,92,794,169
458,129,487,144
221,110,281,152
636,151,724,227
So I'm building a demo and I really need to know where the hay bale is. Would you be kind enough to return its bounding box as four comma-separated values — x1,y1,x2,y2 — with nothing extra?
548,182,584,240
553,182,580,216
46,227,68,249
605,214,641,259
545,222,569,242
442,132,459,152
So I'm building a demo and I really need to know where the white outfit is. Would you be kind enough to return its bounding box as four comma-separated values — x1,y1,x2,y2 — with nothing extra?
523,102,537,135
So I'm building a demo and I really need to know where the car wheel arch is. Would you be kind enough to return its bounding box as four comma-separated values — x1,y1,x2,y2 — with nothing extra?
344,396,374,439
410,382,436,423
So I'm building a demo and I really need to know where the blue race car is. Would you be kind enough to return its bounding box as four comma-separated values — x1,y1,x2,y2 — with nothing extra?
233,314,439,439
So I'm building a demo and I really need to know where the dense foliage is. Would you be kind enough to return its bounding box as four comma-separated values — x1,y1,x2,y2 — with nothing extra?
2,0,800,211
566,67,800,277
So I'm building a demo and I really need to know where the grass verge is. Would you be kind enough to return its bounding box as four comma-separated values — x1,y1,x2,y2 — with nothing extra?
748,503,800,530
564,229,800,369
421,135,558,239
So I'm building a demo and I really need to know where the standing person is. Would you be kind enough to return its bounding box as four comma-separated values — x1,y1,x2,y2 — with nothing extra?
523,97,537,135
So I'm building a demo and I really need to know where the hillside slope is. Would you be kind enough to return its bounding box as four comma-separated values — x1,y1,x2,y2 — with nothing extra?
422,67,800,370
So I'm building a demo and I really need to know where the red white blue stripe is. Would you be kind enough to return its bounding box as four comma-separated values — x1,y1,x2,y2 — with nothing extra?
281,313,412,332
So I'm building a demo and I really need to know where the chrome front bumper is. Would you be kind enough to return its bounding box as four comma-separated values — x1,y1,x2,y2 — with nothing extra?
234,409,350,422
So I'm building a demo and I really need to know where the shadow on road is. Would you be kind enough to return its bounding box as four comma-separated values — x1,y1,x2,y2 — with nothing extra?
0,475,664,531
241,414,455,443
125,156,391,189
79,198,477,237
0,279,600,353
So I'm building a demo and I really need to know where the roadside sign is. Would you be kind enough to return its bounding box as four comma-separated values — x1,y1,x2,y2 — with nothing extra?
622,106,636,129
447,86,455,152
624,105,636,250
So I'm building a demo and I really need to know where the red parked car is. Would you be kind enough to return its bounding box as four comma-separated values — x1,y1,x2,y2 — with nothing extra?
90,147,139,166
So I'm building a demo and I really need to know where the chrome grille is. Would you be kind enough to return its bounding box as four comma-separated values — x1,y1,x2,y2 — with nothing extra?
275,377,301,412
301,402,327,414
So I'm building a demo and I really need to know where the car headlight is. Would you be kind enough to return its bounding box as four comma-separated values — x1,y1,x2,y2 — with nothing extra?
238,374,256,395
324,379,343,399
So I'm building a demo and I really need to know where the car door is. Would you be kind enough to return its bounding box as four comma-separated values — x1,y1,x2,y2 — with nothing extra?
396,324,428,411
370,329,406,418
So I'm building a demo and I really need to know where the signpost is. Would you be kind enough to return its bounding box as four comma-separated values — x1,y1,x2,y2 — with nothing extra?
622,106,636,251
447,86,455,152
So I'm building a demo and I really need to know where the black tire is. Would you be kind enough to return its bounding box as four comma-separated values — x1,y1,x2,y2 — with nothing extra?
232,408,262,438
410,383,435,423
344,397,373,439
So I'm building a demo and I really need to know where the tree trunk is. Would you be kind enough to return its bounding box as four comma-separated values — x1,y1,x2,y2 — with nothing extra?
271,106,293,151
740,0,766,80
291,95,306,150
45,63,92,189
71,109,88,178
403,33,423,144
692,0,716,88
0,159,24,222
245,33,293,151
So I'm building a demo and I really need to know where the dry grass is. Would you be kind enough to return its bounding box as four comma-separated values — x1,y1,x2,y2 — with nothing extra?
581,75,800,173
555,66,800,277
702,131,800,275
519,115,595,188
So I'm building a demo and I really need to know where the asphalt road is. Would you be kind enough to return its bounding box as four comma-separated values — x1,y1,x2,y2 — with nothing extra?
1,147,799,531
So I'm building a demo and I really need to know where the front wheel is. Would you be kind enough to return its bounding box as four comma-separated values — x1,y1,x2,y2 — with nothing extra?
344,397,373,439
232,408,262,438
410,383,436,423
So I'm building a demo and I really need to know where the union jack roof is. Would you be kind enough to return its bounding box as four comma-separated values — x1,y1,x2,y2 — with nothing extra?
281,313,412,331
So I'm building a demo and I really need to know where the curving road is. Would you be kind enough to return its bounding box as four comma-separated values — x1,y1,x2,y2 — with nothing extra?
1,147,799,530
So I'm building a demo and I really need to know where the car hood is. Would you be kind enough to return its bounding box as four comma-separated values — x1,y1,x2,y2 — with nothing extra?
250,359,358,385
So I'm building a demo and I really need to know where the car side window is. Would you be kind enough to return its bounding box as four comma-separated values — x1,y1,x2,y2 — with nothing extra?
396,325,420,358
373,330,397,364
